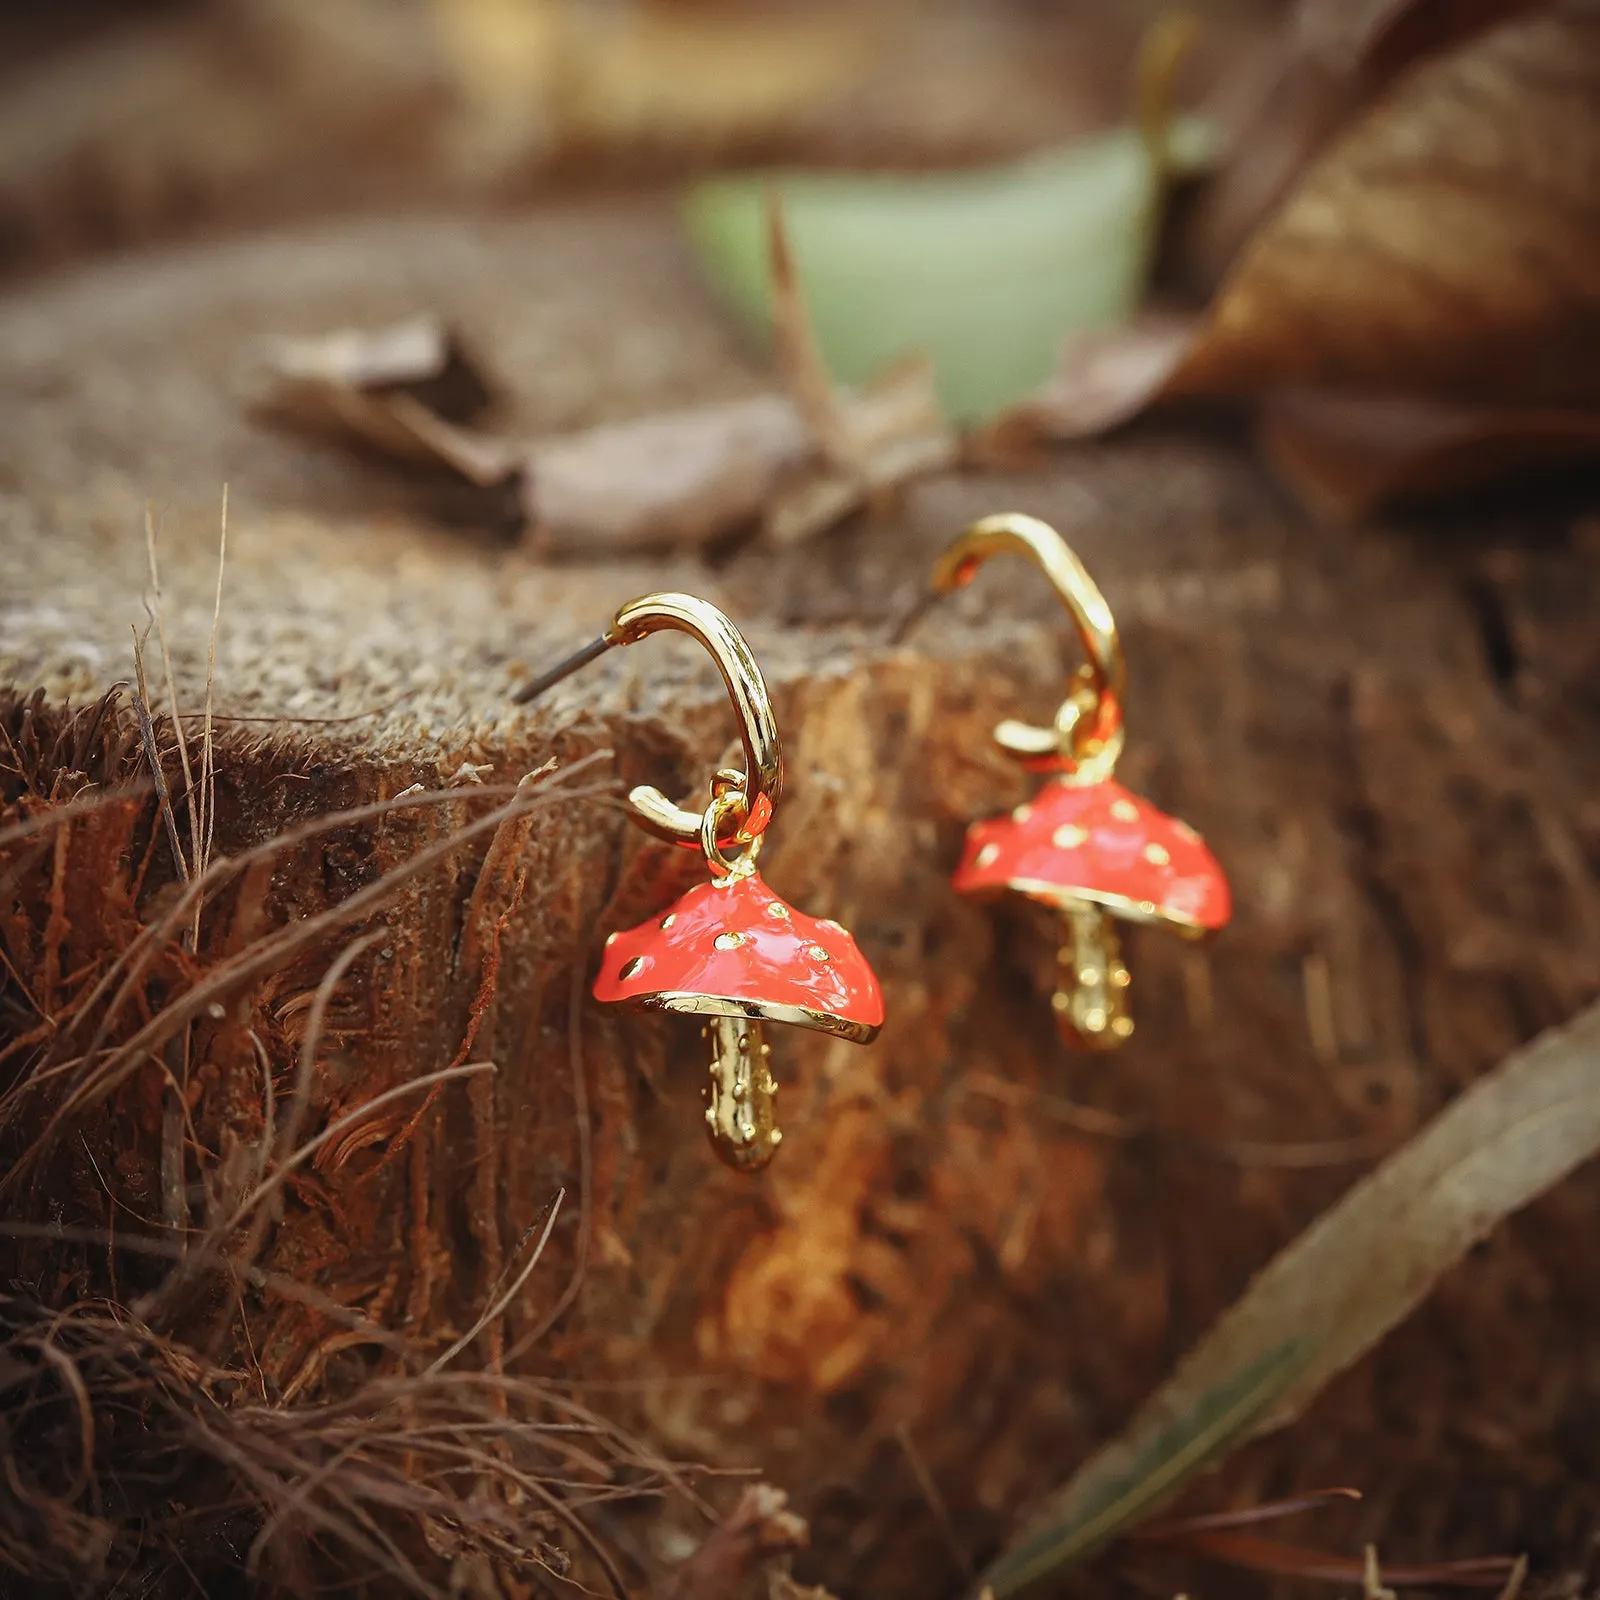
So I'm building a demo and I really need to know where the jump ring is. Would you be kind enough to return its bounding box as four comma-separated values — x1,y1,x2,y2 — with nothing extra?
701,788,762,880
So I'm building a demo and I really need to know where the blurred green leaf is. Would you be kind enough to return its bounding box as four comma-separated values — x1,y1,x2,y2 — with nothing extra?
682,117,1213,425
977,1339,1308,1597
973,995,1600,1598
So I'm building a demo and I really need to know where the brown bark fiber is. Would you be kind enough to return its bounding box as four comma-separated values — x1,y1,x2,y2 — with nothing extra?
2,201,1599,1595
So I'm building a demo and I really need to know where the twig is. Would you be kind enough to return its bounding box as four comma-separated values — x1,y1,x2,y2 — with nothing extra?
896,1421,972,1580
506,938,593,1360
0,1223,415,1355
428,1189,564,1374
128,634,186,881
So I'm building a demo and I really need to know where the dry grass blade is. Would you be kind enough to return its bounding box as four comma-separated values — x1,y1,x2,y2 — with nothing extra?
0,768,602,1138
1138,1489,1517,1590
1136,1486,1363,1539
765,184,846,464
0,1221,415,1355
427,1188,563,1374
141,508,203,889
128,629,187,883
3,763,616,1186
1155,1529,1518,1588
196,487,227,900
975,995,1600,1597
0,1288,695,1596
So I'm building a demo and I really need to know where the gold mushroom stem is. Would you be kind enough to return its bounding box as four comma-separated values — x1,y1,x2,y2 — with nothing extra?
1053,901,1134,1050
703,1016,782,1172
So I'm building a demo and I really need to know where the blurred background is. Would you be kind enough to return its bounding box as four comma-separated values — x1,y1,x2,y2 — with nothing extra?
0,0,1272,263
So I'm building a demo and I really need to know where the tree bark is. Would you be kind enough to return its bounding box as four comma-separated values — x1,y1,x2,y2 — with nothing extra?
2,201,1598,1595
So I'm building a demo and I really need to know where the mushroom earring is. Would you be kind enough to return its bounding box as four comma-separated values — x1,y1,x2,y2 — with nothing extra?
904,514,1230,1050
515,593,884,1172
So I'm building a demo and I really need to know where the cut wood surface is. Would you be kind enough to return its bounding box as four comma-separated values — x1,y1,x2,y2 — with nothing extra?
2,200,1598,1595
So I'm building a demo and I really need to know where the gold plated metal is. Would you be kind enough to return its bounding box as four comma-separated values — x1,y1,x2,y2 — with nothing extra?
1056,903,1134,1048
515,591,784,848
642,992,879,1044
702,1016,780,1173
525,594,884,1172
919,513,1228,1052
701,786,764,881
928,512,1127,783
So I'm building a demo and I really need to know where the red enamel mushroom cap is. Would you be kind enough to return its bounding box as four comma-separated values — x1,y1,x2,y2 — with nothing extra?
952,778,1230,932
593,870,884,1041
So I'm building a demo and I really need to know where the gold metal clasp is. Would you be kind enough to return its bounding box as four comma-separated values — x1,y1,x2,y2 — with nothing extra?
515,591,784,851
926,513,1126,782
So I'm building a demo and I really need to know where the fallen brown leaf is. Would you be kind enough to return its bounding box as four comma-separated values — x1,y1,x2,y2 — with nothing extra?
1258,390,1600,519
998,5,1600,516
245,315,513,483
650,1483,809,1600
250,315,486,407
973,313,1200,449
1174,6,1600,408
527,394,810,550
247,202,953,551
1184,0,1538,287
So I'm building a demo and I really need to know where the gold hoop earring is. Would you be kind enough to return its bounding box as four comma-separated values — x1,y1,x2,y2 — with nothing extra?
519,593,883,1172
916,515,1229,1049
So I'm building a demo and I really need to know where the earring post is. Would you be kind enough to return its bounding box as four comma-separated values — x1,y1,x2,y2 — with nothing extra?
886,589,938,648
511,634,614,705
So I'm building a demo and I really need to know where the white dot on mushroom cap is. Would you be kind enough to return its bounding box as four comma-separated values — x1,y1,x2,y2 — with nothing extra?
1012,803,1033,823
1175,820,1199,841
809,946,832,962
619,956,647,980
660,913,677,930
714,932,745,951
1052,823,1088,850
819,919,844,933
975,842,1000,868
605,932,618,947
765,903,790,919
1144,842,1171,866
1111,799,1139,822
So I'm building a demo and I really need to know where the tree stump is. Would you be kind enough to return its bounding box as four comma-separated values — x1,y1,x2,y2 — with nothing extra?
2,201,1598,1595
